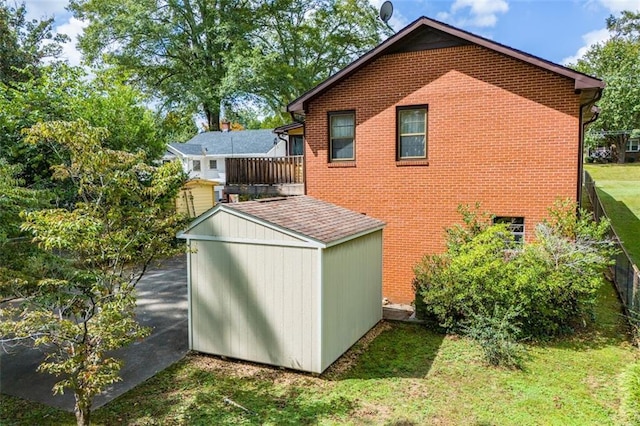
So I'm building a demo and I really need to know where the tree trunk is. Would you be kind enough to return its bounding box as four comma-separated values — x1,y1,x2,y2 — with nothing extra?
205,105,220,132
616,137,627,164
74,392,91,426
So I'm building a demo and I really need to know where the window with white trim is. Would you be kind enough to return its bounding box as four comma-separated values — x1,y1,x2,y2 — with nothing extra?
627,138,640,152
329,111,355,161
397,106,428,159
493,216,525,243
192,160,201,171
209,159,217,169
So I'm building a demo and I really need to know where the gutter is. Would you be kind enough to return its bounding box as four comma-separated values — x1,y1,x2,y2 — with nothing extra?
577,88,603,208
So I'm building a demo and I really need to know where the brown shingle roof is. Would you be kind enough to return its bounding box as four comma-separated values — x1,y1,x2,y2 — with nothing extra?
226,196,384,245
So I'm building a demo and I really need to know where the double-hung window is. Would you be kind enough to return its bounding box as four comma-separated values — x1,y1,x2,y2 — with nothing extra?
209,159,218,169
329,112,355,161
397,106,428,160
192,160,201,171
627,138,640,152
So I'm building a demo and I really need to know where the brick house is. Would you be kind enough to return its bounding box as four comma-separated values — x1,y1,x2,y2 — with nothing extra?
287,17,605,304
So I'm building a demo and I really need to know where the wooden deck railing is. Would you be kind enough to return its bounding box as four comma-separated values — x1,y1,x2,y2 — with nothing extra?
225,156,304,186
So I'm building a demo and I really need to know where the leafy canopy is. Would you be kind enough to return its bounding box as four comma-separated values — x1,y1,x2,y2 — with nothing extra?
70,0,389,129
0,120,188,426
0,0,68,85
576,10,640,163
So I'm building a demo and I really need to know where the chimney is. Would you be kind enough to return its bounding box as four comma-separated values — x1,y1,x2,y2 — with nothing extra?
220,120,231,132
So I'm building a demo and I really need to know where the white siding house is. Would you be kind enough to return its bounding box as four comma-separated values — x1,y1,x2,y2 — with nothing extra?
164,129,287,201
178,196,385,373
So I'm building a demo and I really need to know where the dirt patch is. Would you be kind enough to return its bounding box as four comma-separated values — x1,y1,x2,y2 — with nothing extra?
188,320,392,383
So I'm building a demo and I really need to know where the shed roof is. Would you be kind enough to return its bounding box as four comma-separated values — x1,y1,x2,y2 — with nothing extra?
288,16,604,114
181,129,277,155
180,196,385,246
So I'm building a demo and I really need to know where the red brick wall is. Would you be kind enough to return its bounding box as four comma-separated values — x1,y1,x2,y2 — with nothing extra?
304,45,581,303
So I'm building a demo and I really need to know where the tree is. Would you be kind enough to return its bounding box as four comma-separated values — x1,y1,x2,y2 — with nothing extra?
0,159,54,296
155,108,199,143
576,10,640,163
0,120,188,425
1,64,171,198
0,1,68,85
71,0,390,128
229,0,390,123
70,0,256,131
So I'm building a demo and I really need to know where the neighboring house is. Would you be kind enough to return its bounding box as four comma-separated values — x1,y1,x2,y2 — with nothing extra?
626,137,639,162
286,16,605,304
164,129,285,202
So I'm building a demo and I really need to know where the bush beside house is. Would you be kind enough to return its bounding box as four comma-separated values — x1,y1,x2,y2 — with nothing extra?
414,200,616,364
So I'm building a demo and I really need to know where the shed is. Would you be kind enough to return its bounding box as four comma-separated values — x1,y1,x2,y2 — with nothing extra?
178,195,385,373
176,179,219,218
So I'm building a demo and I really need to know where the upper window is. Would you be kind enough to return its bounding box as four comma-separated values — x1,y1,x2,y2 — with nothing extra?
493,216,525,243
209,159,218,169
329,112,355,161
397,106,428,160
192,160,201,171
627,138,640,152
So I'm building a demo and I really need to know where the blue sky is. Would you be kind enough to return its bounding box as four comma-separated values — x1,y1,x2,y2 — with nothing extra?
24,0,640,67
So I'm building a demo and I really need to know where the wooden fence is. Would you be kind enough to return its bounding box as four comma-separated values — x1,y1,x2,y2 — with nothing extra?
585,171,640,320
225,156,303,186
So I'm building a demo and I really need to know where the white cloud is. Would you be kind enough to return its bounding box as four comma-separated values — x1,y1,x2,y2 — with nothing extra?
438,0,509,28
55,17,88,67
22,0,69,21
562,27,611,65
596,0,640,13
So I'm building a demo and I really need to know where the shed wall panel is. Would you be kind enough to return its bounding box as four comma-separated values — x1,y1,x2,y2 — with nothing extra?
188,210,304,243
190,240,319,371
321,231,383,370
176,184,215,217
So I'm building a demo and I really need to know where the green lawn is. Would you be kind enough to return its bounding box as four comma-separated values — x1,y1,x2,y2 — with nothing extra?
1,281,636,425
585,163,640,265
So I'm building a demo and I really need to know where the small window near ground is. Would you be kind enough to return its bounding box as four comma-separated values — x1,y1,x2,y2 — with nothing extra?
493,216,525,243
192,160,201,171
329,111,355,161
397,106,427,160
627,139,640,152
209,159,217,169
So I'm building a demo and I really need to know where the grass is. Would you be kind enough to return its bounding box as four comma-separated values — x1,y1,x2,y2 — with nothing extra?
1,280,637,425
585,163,640,265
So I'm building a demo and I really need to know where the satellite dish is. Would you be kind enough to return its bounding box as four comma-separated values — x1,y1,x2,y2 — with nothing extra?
379,1,394,24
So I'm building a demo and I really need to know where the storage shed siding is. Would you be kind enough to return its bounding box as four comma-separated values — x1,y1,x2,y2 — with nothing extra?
320,231,383,371
176,184,216,217
187,210,304,243
190,240,320,371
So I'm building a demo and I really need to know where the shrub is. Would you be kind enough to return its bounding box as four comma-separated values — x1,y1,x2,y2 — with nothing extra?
414,200,616,339
461,305,526,368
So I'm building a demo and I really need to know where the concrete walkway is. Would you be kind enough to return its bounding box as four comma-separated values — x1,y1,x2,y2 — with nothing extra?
0,256,189,411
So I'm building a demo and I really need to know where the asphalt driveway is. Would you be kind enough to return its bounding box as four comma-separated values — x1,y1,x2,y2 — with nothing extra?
0,256,189,411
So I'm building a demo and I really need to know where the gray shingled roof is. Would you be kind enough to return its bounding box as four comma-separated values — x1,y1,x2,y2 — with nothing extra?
168,143,204,156
226,196,385,245
182,129,277,155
